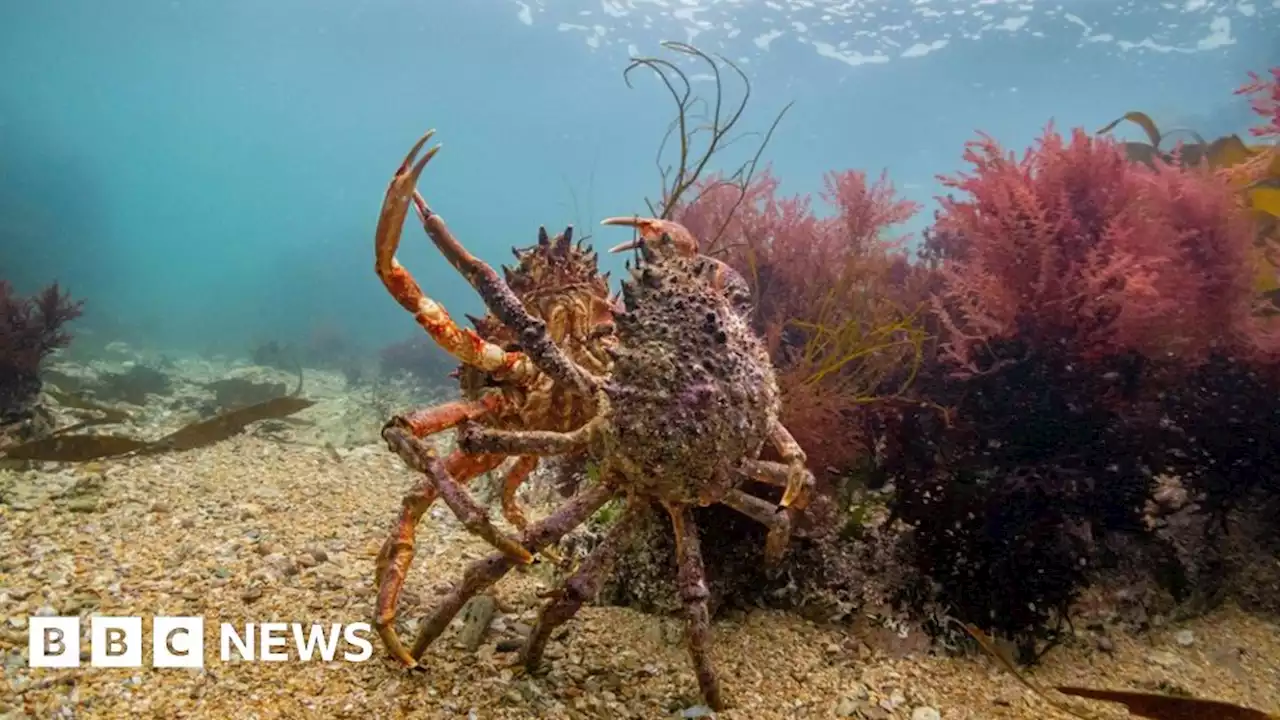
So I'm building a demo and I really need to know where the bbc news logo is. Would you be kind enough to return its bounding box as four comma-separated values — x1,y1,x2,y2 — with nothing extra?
28,617,375,668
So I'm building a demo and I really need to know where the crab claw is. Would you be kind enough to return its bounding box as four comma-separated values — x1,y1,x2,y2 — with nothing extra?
600,217,699,256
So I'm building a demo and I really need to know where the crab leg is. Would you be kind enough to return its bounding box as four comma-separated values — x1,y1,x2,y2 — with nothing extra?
717,488,793,566
407,481,615,660
375,449,505,666
740,456,814,506
458,413,604,457
767,420,814,510
375,131,529,377
393,393,505,438
383,425,534,565
602,215,754,314
666,502,728,711
499,455,539,531
600,216,700,256
399,130,599,398
519,498,643,671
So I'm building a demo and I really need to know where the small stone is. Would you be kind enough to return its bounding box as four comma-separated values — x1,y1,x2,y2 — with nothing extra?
66,497,99,513
304,545,329,563
1147,650,1181,668
680,705,714,718
237,503,263,520
825,643,841,655
295,553,319,569
912,707,941,720
255,541,279,556
835,696,861,716
241,586,263,603
1096,635,1115,653
1174,629,1195,647
458,595,496,653
150,501,171,514
262,553,298,577
494,638,523,653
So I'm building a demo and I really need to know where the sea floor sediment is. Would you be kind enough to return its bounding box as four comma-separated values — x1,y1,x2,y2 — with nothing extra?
1,435,1278,719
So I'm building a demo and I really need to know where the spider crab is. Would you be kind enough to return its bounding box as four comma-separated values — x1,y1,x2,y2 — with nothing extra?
371,130,816,710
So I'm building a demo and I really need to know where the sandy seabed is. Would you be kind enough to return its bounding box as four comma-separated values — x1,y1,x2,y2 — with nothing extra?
1,437,1277,720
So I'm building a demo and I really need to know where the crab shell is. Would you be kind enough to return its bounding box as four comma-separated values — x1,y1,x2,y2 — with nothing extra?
456,226,618,433
592,230,782,505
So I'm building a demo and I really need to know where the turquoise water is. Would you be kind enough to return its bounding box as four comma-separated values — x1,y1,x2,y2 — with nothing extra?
1,0,1275,354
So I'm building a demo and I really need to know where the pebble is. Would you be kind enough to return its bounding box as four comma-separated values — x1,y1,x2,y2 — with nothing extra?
66,497,100,513
458,595,496,652
835,696,862,716
1175,629,1195,647
1147,650,1181,668
912,707,941,720
1096,635,1115,653
881,689,906,711
262,553,298,577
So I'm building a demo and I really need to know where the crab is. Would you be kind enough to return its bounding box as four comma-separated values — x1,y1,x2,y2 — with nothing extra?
372,151,619,666
371,130,816,710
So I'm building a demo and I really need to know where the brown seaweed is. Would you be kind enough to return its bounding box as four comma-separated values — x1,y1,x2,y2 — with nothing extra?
0,433,151,462
1055,686,1277,720
960,622,1277,720
0,395,316,462
140,396,316,454
1097,111,1268,172
960,622,1095,719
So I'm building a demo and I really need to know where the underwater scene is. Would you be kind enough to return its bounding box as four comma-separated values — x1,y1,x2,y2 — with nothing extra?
2,1,1280,718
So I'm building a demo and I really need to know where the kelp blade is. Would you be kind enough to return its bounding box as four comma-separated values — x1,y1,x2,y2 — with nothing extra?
1097,111,1162,148
1203,134,1258,169
1250,187,1280,218
960,623,1095,719
142,396,316,454
1055,686,1276,720
1,434,151,462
